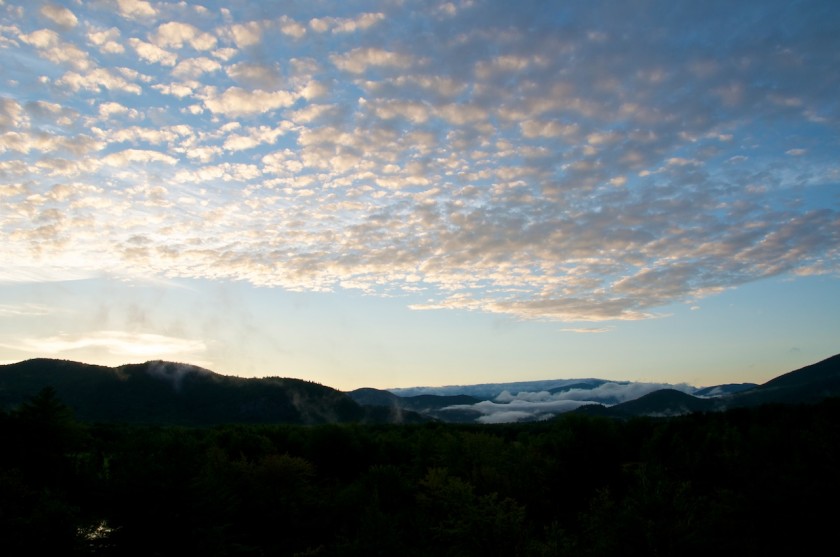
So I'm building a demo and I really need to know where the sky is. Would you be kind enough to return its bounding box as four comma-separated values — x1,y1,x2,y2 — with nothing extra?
0,0,838,391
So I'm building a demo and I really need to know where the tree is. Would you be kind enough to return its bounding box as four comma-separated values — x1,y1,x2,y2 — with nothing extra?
12,387,86,481
1,388,90,554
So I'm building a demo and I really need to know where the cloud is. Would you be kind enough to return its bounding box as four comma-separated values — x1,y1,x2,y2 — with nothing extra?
94,101,122,117
474,54,547,80
95,124,194,147
40,4,78,28
18,28,92,71
115,0,157,20
0,303,55,317
551,382,695,405
435,103,487,125
435,2,460,18
0,131,103,156
278,16,307,39
0,96,24,130
87,27,124,54
226,61,284,89
6,330,206,358
151,82,196,98
520,120,579,139
0,266,99,284
153,21,217,51
222,124,289,152
310,13,385,34
437,381,698,423
202,86,298,117
289,103,337,124
446,398,594,424
0,0,837,326
172,162,261,184
144,360,212,392
226,21,264,48
101,149,178,166
128,37,177,66
331,47,417,73
18,28,60,49
560,327,612,334
56,68,143,94
418,297,657,323
171,56,222,79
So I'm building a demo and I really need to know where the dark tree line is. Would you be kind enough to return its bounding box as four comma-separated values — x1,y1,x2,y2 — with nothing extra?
2,387,839,556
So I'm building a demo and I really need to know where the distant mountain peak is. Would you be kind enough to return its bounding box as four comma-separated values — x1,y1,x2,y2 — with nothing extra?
600,388,716,417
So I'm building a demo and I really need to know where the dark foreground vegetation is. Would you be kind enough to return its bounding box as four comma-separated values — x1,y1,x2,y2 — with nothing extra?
2,388,839,556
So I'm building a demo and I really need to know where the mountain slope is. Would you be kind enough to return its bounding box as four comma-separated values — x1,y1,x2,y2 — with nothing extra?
693,383,757,397
724,353,840,408
576,354,840,419
4,353,839,425
574,389,717,418
346,387,402,407
611,388,717,417
346,388,481,422
0,359,424,425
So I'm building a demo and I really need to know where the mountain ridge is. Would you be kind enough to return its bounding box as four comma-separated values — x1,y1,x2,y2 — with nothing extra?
573,353,840,418
0,358,428,425
2,353,839,424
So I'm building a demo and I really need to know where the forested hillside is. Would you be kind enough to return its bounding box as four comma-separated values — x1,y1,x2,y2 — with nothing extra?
0,359,427,426
1,387,838,556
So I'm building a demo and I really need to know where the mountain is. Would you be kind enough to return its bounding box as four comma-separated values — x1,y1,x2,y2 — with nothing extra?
347,388,480,412
723,353,840,408
0,358,427,426
346,388,482,422
574,354,840,419
547,380,613,395
693,383,757,397
346,387,402,407
387,377,611,399
581,389,718,418
3,353,839,425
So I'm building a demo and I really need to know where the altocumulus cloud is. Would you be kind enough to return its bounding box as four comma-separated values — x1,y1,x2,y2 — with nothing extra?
0,0,838,322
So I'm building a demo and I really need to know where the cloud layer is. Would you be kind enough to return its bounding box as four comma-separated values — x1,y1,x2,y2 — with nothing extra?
394,378,699,424
1,0,838,323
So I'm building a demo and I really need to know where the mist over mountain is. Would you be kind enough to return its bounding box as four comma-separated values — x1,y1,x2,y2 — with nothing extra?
2,353,838,425
594,388,718,418
693,383,758,397
384,378,704,423
387,378,620,399
570,353,840,420
0,359,427,426
347,388,484,423
381,354,840,423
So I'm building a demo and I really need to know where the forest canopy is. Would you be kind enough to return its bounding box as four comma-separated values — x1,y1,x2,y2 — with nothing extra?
1,388,839,556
